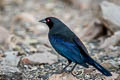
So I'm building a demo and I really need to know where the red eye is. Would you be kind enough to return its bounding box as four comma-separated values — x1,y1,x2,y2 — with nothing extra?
47,19,50,22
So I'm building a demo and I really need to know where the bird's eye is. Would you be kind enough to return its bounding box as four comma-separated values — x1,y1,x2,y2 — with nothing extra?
46,19,50,22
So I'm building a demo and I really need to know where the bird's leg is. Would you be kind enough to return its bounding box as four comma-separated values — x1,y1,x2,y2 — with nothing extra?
55,60,72,74
61,60,72,73
69,63,77,76
70,63,77,72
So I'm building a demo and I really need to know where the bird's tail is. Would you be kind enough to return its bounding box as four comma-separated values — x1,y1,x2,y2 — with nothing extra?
87,58,112,76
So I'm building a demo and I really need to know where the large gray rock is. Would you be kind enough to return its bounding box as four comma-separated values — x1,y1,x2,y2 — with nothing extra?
97,1,120,32
22,52,58,64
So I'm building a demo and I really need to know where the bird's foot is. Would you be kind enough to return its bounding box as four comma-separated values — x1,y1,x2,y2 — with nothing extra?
71,72,76,77
67,70,76,76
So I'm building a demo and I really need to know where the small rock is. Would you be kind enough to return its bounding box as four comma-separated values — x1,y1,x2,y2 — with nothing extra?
100,31,120,48
36,44,52,52
1,51,20,67
14,12,36,23
104,72,119,80
101,61,118,69
63,13,72,21
22,52,58,64
11,12,36,33
0,0,23,5
110,60,120,68
118,58,120,65
66,0,91,10
0,53,5,61
79,0,92,10
0,66,20,73
22,58,30,64
0,51,20,73
0,26,10,44
30,66,38,71
28,24,48,35
45,3,55,10
116,74,120,80
48,72,79,80
38,37,50,45
6,35,22,49
80,21,103,41
84,68,94,74
108,51,120,58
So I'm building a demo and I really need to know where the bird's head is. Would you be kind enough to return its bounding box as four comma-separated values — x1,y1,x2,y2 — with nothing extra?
39,17,62,29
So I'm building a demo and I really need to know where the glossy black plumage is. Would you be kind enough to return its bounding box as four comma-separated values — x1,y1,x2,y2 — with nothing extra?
39,17,112,76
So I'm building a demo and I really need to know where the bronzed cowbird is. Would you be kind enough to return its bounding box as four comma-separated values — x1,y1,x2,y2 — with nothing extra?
39,17,112,76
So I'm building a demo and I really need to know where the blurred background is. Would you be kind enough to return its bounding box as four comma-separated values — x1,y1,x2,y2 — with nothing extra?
0,0,120,80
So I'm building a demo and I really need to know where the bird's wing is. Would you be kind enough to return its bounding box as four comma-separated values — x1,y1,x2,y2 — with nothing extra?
49,35,85,63
73,36,90,57
73,37,112,76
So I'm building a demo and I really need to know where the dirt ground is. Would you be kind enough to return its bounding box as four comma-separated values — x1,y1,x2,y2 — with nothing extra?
0,0,119,80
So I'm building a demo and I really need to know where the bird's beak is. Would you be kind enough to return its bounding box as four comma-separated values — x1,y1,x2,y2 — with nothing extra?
39,19,46,23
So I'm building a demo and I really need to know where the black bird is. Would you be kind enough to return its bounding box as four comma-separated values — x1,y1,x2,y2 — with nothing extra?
39,17,112,76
